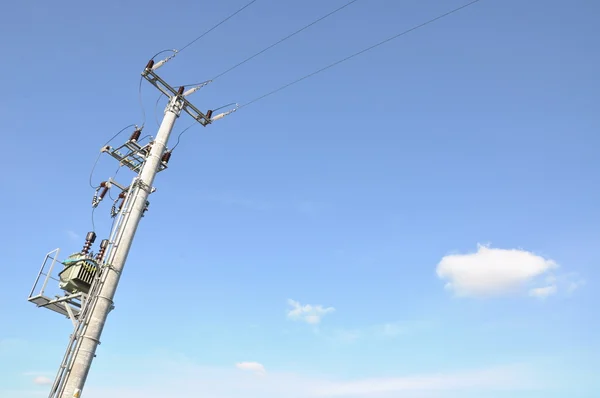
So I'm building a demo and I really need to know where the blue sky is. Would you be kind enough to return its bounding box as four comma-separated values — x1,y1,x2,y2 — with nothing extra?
1,0,599,397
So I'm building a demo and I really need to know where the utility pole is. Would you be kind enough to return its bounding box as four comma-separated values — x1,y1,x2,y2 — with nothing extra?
27,59,237,398
60,89,182,398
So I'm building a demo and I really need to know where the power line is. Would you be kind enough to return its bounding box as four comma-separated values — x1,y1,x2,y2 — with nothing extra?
240,0,482,109
155,94,163,127
89,124,137,189
177,0,258,54
168,101,236,151
170,123,197,152
137,76,146,127
210,0,360,81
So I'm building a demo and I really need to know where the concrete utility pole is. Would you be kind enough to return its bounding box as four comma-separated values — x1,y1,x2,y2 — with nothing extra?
27,59,237,398
60,91,183,398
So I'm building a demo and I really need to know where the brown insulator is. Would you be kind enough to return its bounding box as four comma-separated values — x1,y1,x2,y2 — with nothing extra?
206,110,213,119
161,151,172,163
82,231,97,255
145,59,155,70
129,129,142,141
86,231,97,243
96,239,110,261
177,86,185,95
99,186,109,200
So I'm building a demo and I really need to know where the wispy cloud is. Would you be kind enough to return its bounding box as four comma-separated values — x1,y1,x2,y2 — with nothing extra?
66,352,540,398
313,366,535,396
330,320,432,344
331,329,362,343
529,285,557,299
287,299,335,325
236,362,266,376
378,322,408,338
20,371,53,386
567,277,586,294
66,230,80,241
33,376,52,385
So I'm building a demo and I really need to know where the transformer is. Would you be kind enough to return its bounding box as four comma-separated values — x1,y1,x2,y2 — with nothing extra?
58,253,98,294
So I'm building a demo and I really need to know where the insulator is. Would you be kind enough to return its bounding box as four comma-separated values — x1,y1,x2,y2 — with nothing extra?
129,129,141,141
99,186,109,200
183,87,198,97
161,151,172,163
177,86,185,95
211,112,226,121
96,239,110,261
81,231,96,255
152,59,167,70
145,59,155,70
206,110,213,119
86,231,97,243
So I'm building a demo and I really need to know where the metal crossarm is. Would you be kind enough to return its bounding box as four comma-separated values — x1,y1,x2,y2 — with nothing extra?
142,67,212,126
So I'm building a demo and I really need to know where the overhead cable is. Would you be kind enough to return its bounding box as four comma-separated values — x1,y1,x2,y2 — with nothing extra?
178,0,258,54
210,0,360,81
240,0,482,109
89,124,137,189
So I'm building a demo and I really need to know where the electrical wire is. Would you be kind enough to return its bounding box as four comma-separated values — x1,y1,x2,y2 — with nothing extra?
170,123,197,152
154,93,163,127
107,166,122,201
177,0,258,54
151,49,177,61
239,0,482,109
89,124,137,189
138,76,146,128
168,101,236,151
179,0,360,87
210,0,360,81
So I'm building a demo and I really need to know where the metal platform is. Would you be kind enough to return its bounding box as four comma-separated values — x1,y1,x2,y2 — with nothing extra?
28,248,85,321
102,138,168,174
29,293,82,318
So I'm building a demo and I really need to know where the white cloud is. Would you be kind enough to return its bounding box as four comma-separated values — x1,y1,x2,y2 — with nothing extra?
379,322,407,338
567,278,586,293
436,244,558,297
287,299,335,324
331,329,362,343
313,366,532,396
329,320,433,345
236,362,266,375
59,353,538,398
529,285,557,299
33,376,52,385
66,230,80,241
